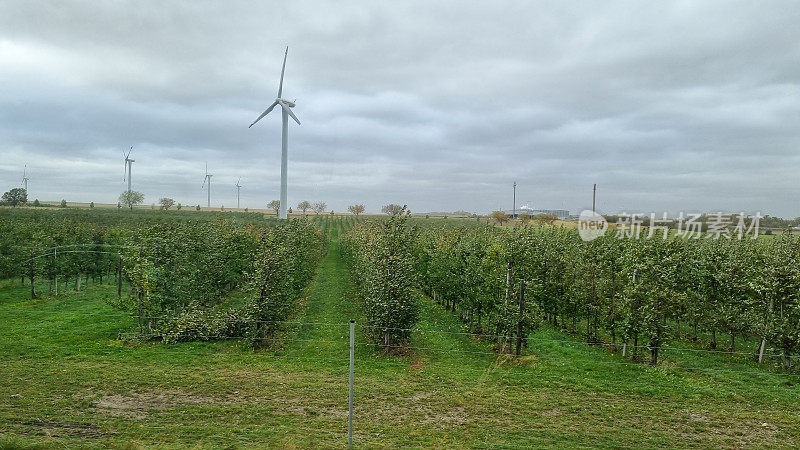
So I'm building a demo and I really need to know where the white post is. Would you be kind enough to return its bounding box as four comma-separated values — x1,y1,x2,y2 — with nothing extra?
348,320,355,448
53,247,57,295
280,109,289,219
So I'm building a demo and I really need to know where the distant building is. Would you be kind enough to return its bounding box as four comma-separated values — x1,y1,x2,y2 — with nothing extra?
505,206,570,219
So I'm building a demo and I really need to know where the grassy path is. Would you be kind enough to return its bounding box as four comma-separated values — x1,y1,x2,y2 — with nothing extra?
283,225,361,361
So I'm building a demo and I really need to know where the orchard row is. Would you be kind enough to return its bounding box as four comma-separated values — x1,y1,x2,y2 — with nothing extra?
343,214,800,367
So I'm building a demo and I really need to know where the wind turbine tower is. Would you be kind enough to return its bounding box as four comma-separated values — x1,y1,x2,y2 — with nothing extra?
22,165,29,192
202,163,213,207
235,178,242,209
249,46,301,220
123,146,135,192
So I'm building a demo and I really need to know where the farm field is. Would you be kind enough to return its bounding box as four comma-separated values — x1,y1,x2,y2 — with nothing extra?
2,212,800,448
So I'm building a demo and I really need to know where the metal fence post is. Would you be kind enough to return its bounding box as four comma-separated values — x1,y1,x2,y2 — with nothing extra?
53,247,57,295
516,280,525,356
348,319,355,448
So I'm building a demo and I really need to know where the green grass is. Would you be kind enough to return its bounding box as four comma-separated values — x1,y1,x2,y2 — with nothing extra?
3,224,800,448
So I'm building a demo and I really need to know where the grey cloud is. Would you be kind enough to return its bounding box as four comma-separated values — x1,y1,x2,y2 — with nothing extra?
1,1,799,216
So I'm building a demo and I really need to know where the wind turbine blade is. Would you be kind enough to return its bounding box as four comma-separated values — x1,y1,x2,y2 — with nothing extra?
278,100,301,125
278,46,288,98
248,100,278,128
125,146,133,159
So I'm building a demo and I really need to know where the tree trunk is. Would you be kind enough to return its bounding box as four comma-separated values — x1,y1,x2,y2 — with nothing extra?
650,345,659,366
29,253,37,299
758,297,774,364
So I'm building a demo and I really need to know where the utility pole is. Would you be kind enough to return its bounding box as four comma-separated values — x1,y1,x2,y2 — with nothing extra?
592,183,597,214
513,181,517,219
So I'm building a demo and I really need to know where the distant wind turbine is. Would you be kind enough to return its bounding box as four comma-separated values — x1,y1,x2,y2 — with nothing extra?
249,46,301,220
22,165,29,192
202,162,213,207
123,146,135,192
235,178,242,209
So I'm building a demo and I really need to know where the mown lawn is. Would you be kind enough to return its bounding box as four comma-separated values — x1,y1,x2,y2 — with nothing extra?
2,233,800,448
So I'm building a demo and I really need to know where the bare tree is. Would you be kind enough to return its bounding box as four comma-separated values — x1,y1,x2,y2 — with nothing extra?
532,213,558,226
297,200,311,215
312,201,327,215
267,199,281,215
348,204,365,216
381,204,405,216
490,210,510,225
159,197,175,210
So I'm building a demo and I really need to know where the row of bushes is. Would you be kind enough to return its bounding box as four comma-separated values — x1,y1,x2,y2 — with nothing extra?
125,219,261,312
415,225,800,366
143,219,326,343
341,210,419,350
342,215,800,367
414,225,543,352
0,207,278,287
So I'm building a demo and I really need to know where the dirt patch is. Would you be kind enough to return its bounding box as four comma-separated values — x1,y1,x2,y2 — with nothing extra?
410,391,434,401
540,408,562,418
409,358,427,371
83,389,223,419
420,405,469,426
688,412,709,423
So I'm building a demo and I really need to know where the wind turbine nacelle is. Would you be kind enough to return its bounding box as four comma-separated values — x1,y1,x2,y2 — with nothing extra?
278,98,295,108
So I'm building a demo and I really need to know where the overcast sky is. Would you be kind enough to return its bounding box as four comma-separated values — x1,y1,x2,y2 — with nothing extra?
1,1,799,216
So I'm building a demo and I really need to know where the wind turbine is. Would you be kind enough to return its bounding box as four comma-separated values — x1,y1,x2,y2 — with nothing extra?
249,46,301,220
123,146,134,192
235,178,242,209
202,162,213,207
22,165,29,192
